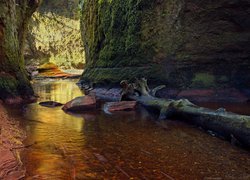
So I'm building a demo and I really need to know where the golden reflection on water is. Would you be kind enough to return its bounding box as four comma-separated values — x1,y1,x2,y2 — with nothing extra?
19,80,250,179
23,80,88,179
33,79,83,104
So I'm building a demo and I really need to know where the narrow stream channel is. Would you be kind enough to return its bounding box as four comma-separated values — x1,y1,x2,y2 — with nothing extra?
9,79,250,179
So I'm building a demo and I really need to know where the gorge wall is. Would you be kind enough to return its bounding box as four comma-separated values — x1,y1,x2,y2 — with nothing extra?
80,0,250,89
0,0,39,102
25,0,85,69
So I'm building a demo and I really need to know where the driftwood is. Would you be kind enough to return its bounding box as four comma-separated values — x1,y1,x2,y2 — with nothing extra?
120,78,250,148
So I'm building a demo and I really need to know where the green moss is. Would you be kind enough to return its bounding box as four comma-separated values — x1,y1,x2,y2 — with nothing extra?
80,0,188,84
82,64,167,85
81,0,151,68
27,10,85,68
81,0,250,89
0,75,18,97
0,0,36,100
191,73,215,88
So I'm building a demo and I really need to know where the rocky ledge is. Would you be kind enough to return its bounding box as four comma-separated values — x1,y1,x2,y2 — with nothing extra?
0,103,26,179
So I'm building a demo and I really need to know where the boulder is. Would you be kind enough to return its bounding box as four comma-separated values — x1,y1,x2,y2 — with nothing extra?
39,101,63,107
62,95,96,112
103,101,137,113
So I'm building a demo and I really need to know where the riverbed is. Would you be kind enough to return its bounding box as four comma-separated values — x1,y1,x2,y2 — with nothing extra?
8,79,250,179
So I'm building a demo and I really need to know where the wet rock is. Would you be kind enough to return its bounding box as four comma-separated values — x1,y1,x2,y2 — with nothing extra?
90,88,121,102
31,71,39,77
93,153,108,163
0,104,26,179
37,63,81,79
4,97,23,105
103,101,137,112
39,101,63,107
26,65,38,72
62,95,96,112
4,96,37,105
0,150,25,179
37,62,58,72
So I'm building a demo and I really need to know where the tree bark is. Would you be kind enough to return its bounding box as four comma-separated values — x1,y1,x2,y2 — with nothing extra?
121,78,250,148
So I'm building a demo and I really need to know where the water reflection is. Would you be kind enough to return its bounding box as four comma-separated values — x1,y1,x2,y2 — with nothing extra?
17,80,250,179
33,79,83,104
198,102,250,116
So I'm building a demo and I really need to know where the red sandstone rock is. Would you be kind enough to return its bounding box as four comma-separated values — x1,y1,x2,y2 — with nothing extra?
104,101,137,112
62,95,96,112
4,96,37,105
4,97,23,104
0,104,26,179
37,63,81,78
37,62,58,71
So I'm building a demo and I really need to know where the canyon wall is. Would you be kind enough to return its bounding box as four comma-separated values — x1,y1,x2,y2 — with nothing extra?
0,0,39,102
25,0,85,69
80,0,250,89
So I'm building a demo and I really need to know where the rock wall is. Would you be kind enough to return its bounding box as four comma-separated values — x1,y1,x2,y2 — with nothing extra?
0,0,39,102
80,0,250,89
25,0,85,69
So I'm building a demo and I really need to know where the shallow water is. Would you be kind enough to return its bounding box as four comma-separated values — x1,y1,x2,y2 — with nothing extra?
9,79,250,179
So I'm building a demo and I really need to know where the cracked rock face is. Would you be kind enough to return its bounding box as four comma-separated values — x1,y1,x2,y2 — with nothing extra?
80,0,250,89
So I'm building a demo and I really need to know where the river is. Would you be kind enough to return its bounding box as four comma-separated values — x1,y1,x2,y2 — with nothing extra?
8,79,250,179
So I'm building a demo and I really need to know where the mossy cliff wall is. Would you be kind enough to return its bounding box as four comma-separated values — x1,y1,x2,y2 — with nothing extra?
80,0,250,88
25,0,85,69
0,0,39,101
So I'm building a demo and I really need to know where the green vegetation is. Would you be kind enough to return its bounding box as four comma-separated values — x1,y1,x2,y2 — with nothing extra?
81,0,250,88
191,73,215,88
0,75,18,97
26,6,85,69
83,65,166,85
81,0,145,68
0,0,36,100
80,0,187,85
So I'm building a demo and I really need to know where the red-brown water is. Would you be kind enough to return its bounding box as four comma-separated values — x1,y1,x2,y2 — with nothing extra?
11,80,250,179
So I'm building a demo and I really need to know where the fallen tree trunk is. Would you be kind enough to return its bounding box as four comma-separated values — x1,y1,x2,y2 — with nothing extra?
120,78,250,148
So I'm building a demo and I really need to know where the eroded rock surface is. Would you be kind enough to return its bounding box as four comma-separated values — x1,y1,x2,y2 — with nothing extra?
62,95,96,112
104,101,137,112
0,104,26,179
0,0,40,102
80,0,250,89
